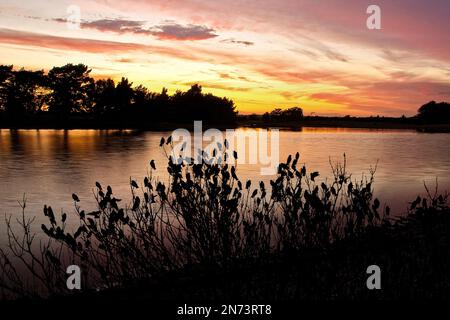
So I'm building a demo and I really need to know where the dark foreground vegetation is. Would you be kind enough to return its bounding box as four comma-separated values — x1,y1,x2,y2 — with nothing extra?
0,138,449,301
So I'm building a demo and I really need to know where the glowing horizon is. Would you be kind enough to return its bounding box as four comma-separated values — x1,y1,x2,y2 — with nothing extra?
1,0,449,116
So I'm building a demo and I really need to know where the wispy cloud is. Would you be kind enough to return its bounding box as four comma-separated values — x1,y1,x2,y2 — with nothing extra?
0,28,142,53
217,72,251,82
183,82,252,92
113,57,135,63
150,22,217,40
82,19,147,34
221,38,254,46
53,18,217,41
3,0,450,115
0,28,197,59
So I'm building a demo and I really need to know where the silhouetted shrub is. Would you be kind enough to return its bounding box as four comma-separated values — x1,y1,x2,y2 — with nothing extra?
0,139,447,300
0,143,374,298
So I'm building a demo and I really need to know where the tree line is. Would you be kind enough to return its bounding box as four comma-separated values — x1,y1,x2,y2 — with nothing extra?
262,107,303,122
243,102,450,125
0,64,237,126
2,63,448,127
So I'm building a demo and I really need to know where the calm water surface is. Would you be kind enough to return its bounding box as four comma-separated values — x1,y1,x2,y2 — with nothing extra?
1,128,450,245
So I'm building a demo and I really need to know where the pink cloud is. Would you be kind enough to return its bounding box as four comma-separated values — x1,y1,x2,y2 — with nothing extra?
102,0,450,60
0,28,201,59
3,0,450,117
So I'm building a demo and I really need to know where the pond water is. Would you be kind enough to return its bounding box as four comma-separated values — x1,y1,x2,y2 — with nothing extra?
1,128,450,245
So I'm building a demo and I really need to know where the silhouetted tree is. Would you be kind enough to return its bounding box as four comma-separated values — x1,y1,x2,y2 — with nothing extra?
0,66,45,120
270,108,283,120
47,64,93,120
203,93,236,123
115,77,134,116
417,101,450,123
171,84,237,123
283,106,303,121
93,78,116,118
264,106,304,122
0,65,14,112
149,87,171,121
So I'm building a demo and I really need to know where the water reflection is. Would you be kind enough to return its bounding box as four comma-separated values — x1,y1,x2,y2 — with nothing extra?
1,128,450,245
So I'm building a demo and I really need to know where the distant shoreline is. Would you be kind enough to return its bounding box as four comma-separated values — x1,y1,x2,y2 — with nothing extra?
238,118,450,132
1,118,450,132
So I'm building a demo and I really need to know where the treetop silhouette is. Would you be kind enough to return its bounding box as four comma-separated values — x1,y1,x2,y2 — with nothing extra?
0,64,237,126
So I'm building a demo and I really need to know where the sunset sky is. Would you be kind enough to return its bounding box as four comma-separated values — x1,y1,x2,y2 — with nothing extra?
1,0,450,116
